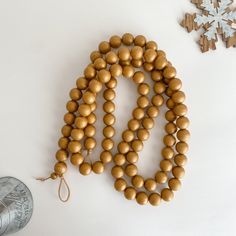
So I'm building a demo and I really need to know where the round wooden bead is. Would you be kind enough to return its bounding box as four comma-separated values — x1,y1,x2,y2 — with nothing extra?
111,166,124,178
122,33,134,45
79,162,92,175
61,125,72,137
163,134,176,146
66,101,78,112
133,71,145,84
176,116,190,129
131,46,143,60
109,35,122,48
54,162,67,175
125,164,138,177
98,41,111,54
98,69,111,83
75,116,88,129
78,104,91,117
118,47,130,61
64,113,75,125
105,51,118,64
136,192,148,205
103,89,116,100
90,51,101,62
154,82,166,94
142,117,154,130
151,71,162,81
92,161,104,174
161,188,174,201
84,125,96,137
138,83,150,95
70,88,82,101
137,96,149,108
110,64,122,77
172,166,185,179
177,129,190,142
58,137,69,149
103,113,115,125
70,153,84,166
149,193,161,206
144,49,157,63
172,91,185,103
76,77,88,90
102,138,114,151
160,159,173,172
165,122,177,134
168,178,181,191
155,171,168,184
137,129,149,141
128,119,140,131
146,41,158,50
114,178,127,191
163,66,177,79
103,101,115,113
122,66,134,78
132,175,144,188
56,149,68,162
89,79,103,93
100,151,112,163
176,142,189,154
83,91,96,104
118,142,130,154
134,35,146,47
84,65,96,79
124,187,136,200
144,179,157,191
154,55,168,70
68,141,82,153
162,147,174,159
114,154,126,166
87,113,96,124
174,104,188,116
147,106,159,118
131,139,143,152
126,151,139,163
169,78,182,91
122,130,135,142
152,95,164,107
84,137,96,150
132,107,145,120
103,126,115,138
94,58,106,70
174,154,187,166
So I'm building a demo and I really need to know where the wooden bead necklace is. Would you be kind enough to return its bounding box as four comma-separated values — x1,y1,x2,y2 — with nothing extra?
37,33,190,206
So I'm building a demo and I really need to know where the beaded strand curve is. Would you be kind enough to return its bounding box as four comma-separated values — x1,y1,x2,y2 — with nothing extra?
38,33,190,206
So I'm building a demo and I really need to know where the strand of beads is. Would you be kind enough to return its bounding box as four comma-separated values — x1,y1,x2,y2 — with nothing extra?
39,33,189,206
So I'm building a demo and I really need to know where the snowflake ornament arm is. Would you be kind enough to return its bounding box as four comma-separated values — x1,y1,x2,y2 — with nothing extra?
181,0,236,52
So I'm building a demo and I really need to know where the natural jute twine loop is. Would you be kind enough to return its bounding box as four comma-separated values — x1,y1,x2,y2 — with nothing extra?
37,33,190,206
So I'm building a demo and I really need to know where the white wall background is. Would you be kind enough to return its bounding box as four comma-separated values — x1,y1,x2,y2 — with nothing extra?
0,0,235,235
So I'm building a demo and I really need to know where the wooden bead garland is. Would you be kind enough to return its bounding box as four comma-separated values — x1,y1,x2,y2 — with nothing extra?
38,33,190,206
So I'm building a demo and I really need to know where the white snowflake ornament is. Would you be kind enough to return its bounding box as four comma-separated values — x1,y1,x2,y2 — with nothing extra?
181,0,236,52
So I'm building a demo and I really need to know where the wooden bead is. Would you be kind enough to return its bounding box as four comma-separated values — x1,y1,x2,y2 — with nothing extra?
165,110,176,122
131,46,143,60
131,59,143,68
177,129,190,142
172,91,185,103
126,151,139,163
122,33,134,45
94,58,106,70
90,102,96,112
172,166,185,179
136,192,148,205
87,113,96,124
144,179,157,191
144,49,157,63
114,154,126,166
169,78,182,91
151,71,162,81
84,137,96,150
98,41,111,54
154,82,166,94
103,113,115,125
149,193,161,206
75,116,88,129
102,138,114,150
98,69,111,83
105,51,118,64
160,159,173,172
78,104,91,117
76,77,88,90
161,188,174,201
163,66,177,79
58,137,69,149
61,125,72,137
125,164,138,177
66,101,78,112
54,162,67,175
68,141,82,153
122,65,134,78
84,65,96,79
110,64,122,77
174,154,187,166
84,125,96,137
142,117,154,130
176,142,189,154
137,96,149,108
152,95,164,107
138,83,150,95
133,71,145,84
118,47,130,61
83,91,96,104
137,129,149,141
162,147,174,159
79,162,92,175
128,119,140,131
132,175,144,188
122,130,135,142
134,35,146,47
92,161,104,174
131,139,143,152
143,62,154,72
90,51,101,62
103,101,115,113
154,55,168,70
103,89,116,101
157,50,166,57
163,134,176,146
168,178,181,191
64,113,75,125
176,116,189,129
100,151,112,163
174,104,188,116
147,106,159,118
146,41,158,50
118,141,130,154
124,187,136,200
103,126,115,138
89,79,102,93
70,88,82,101
132,107,145,120
70,153,84,166
109,35,122,48
114,178,127,191
111,166,124,178
166,98,175,109
56,149,68,162
155,171,168,184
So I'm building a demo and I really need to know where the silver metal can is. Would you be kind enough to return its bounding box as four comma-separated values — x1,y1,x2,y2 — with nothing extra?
0,177,33,235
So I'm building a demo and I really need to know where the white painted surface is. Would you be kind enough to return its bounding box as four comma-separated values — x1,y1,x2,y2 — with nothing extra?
0,0,235,235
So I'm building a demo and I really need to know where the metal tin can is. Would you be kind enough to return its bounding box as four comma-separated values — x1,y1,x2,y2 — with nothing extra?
0,177,33,235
